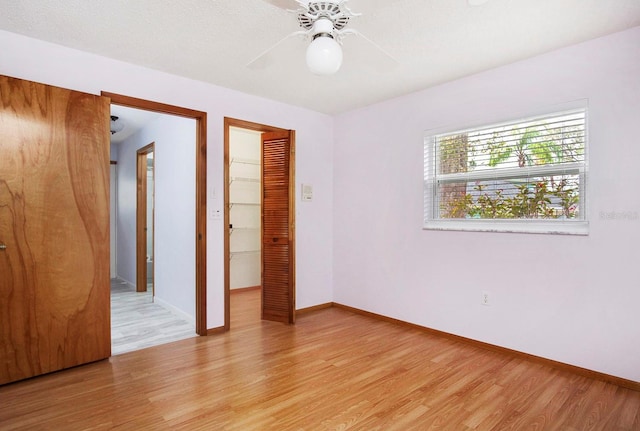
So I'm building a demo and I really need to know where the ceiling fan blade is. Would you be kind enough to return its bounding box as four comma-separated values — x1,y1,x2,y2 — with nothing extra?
263,0,409,14
341,29,398,71
261,0,305,10
246,31,308,70
346,0,408,11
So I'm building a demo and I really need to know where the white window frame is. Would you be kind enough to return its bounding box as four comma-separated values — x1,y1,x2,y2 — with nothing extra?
423,102,589,235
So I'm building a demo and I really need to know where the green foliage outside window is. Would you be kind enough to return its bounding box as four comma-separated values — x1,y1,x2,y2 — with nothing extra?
441,179,579,219
435,114,584,220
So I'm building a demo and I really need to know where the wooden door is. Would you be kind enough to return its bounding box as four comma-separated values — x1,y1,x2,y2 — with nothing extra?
0,75,111,385
261,131,295,324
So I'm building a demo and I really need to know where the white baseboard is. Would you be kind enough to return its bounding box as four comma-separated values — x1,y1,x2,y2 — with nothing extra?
111,277,135,290
154,297,196,326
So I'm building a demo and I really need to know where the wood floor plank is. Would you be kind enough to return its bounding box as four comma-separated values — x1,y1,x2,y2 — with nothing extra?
1,289,639,430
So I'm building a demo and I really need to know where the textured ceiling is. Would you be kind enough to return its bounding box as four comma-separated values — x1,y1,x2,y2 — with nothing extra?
1,0,639,114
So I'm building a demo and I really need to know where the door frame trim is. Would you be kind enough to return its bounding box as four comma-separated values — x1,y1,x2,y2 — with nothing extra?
136,143,154,293
223,117,294,330
104,92,208,336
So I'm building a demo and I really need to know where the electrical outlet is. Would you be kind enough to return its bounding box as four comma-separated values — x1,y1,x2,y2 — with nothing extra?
481,291,490,306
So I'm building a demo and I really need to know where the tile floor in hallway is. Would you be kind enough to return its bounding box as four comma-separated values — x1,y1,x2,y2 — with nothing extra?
110,278,197,355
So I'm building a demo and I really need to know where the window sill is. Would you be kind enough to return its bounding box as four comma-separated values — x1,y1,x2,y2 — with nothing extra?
423,219,589,235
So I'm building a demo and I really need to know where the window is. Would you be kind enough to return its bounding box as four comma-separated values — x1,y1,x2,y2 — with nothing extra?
424,107,588,234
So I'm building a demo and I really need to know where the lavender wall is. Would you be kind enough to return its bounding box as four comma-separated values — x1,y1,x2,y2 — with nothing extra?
333,27,640,382
115,115,196,319
0,29,335,328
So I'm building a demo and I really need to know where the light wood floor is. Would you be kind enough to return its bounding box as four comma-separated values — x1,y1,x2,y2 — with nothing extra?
1,288,639,430
110,279,196,355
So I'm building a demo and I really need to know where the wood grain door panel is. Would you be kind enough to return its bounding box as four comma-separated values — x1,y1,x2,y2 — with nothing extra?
261,131,295,324
0,75,111,384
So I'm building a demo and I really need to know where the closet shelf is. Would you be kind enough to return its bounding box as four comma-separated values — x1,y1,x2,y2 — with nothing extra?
229,202,260,208
230,157,260,166
230,227,259,233
229,176,260,184
230,250,260,260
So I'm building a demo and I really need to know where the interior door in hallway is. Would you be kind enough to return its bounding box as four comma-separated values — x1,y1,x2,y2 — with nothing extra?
0,75,111,385
261,130,296,324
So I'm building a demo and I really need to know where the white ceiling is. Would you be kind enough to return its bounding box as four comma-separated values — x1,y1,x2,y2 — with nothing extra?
110,105,161,144
1,0,639,115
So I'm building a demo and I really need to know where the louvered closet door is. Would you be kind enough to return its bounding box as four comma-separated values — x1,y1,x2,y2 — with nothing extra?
261,131,295,324
0,75,111,384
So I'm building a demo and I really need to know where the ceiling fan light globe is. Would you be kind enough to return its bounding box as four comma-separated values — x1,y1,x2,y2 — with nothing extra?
306,36,343,75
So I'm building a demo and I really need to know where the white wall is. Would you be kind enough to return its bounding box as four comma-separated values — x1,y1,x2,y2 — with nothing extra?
113,141,135,286
115,115,196,318
333,27,640,382
0,29,334,328
110,143,119,161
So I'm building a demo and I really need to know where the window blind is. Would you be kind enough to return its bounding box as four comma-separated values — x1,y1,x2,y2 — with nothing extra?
424,108,587,226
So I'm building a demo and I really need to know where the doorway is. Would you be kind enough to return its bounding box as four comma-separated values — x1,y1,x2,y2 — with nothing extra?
110,107,198,355
105,92,207,336
224,118,296,329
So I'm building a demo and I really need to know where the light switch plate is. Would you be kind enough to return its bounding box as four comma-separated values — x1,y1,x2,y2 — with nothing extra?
210,208,222,220
301,184,313,202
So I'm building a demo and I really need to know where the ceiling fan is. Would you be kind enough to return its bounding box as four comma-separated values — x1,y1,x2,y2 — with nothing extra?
249,0,396,75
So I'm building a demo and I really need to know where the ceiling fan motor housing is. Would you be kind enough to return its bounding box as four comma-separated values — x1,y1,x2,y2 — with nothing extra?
298,1,350,36
310,17,335,40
